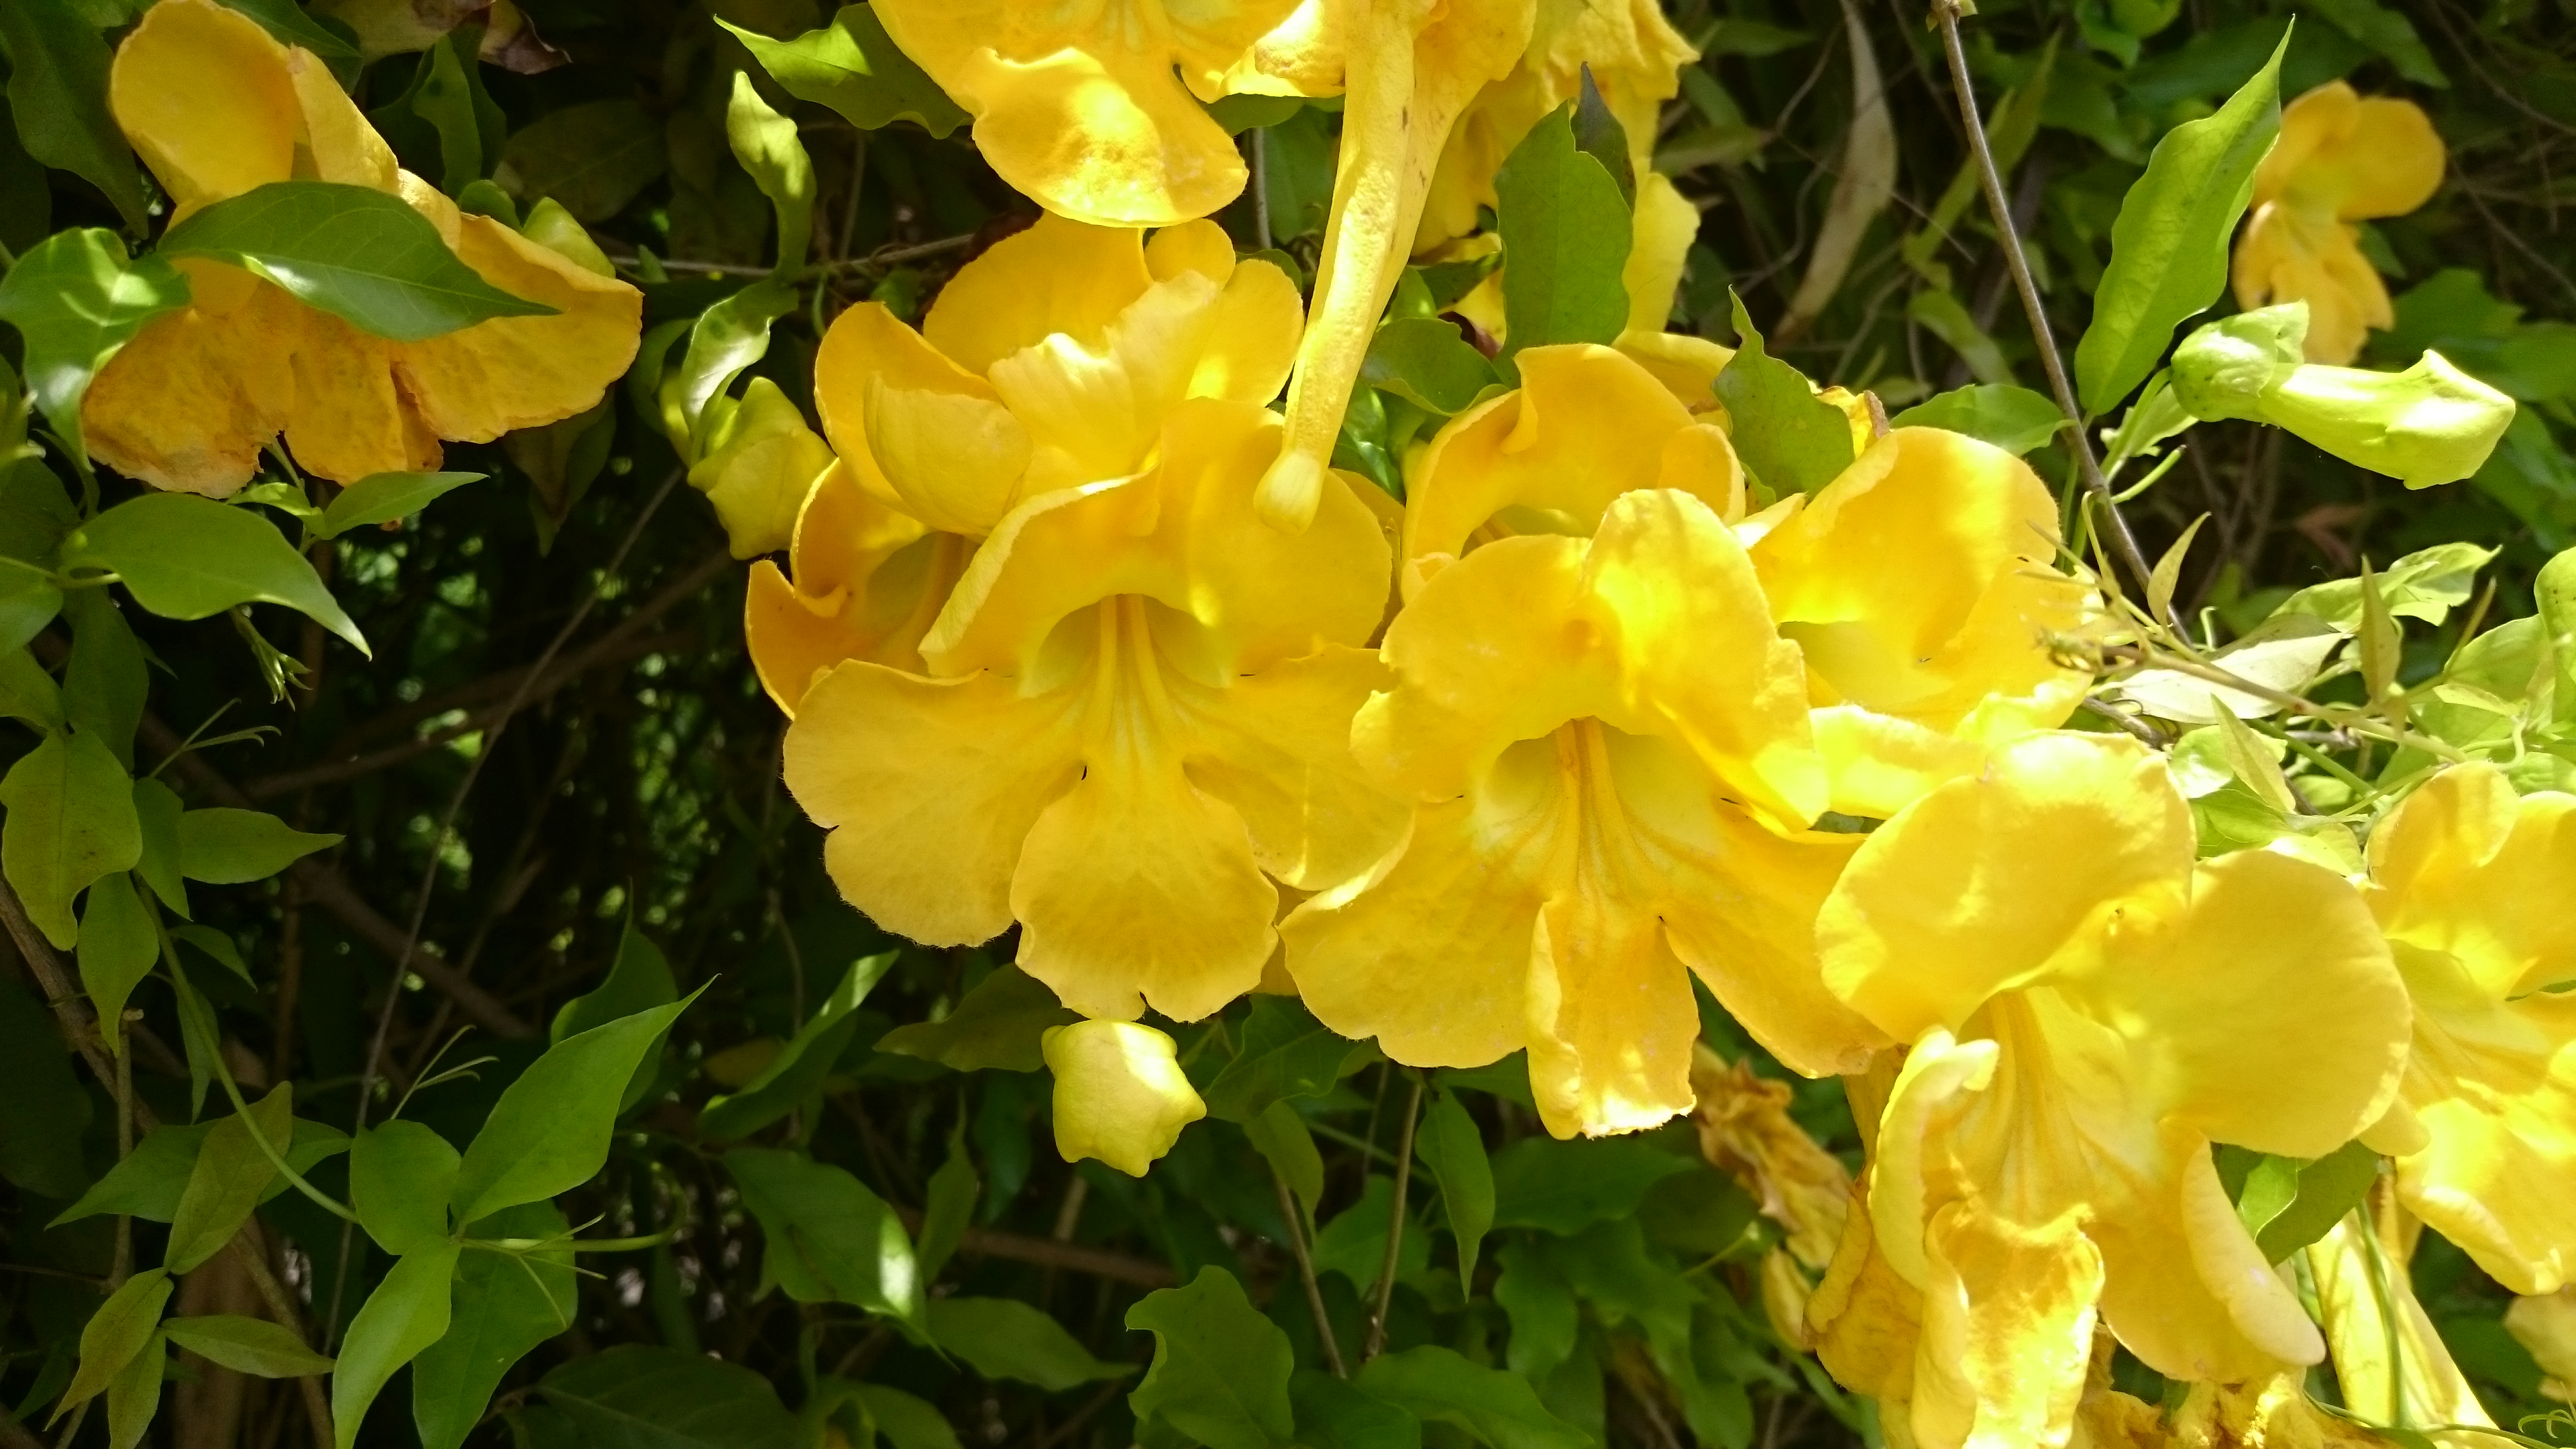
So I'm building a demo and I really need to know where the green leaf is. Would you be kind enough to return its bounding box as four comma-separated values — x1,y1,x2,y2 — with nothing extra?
0,559,64,657
498,101,669,225
448,990,698,1225
2305,0,2445,87
1355,1346,1593,1449
0,648,62,731
552,911,679,1112
54,1117,349,1226
1313,1174,1431,1289
0,728,140,949
720,5,967,138
875,963,1075,1073
540,1345,799,1449
214,0,363,74
851,1384,964,1449
722,1146,925,1330
175,808,343,884
1124,1267,1295,1449
1243,1100,1323,1235
672,279,798,451
1889,384,2067,457
316,472,483,539
927,1297,1130,1391
411,37,484,192
0,0,147,229
1569,68,1635,209
700,952,894,1138
0,229,190,458
1202,996,1375,1124
157,182,555,343
74,871,155,1037
413,1201,576,1449
1489,1137,1691,1234
129,777,186,917
725,72,816,274
1713,292,1857,496
1362,319,1503,417
165,1084,295,1273
103,1328,165,1449
1292,1373,1423,1449
2275,543,2497,631
1488,1247,1577,1379
333,1241,462,1449
162,1316,334,1379
1414,1088,1494,1284
2542,547,2576,732
62,588,145,767
56,1267,170,1421
916,1126,977,1284
2072,34,2287,415
1494,105,1633,361
0,973,94,1200
352,1119,460,1256
2241,1140,2381,1264
62,492,368,653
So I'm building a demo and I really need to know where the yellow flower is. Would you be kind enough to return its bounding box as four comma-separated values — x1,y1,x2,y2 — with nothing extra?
1748,427,2097,818
782,398,1402,1024
1689,1046,1853,1346
1043,1019,1208,1175
80,0,639,496
2232,83,2445,366
1255,0,1538,532
743,460,968,714
812,215,1302,537
2171,1374,2400,1449
2506,1289,2576,1403
2355,762,2576,1295
871,0,1307,226
1283,488,1886,1140
2306,1206,2494,1433
1815,732,2411,1449
688,376,837,560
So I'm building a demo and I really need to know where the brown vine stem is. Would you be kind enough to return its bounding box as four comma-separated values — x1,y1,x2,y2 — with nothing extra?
0,879,160,1132
1269,1165,1347,1378
1929,0,2167,623
230,1229,333,1449
1364,1075,1426,1363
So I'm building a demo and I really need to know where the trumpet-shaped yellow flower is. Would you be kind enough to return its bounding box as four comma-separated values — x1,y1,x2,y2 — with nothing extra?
871,0,1307,226
1815,733,2411,1449
1285,488,1886,1139
1749,427,2097,818
814,215,1302,537
2233,83,2445,366
1256,0,1537,533
81,0,639,496
784,398,1403,1024
1042,1019,1207,1175
745,461,969,714
2306,1206,2494,1433
2171,1374,2398,1449
2356,763,2576,1295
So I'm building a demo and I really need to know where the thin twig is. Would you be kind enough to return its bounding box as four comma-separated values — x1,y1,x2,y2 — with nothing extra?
1270,1165,1346,1378
1364,1076,1425,1362
0,880,160,1131
1930,0,2164,620
230,1230,333,1449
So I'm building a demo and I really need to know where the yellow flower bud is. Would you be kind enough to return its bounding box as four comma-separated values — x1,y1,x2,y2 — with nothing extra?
686,376,835,560
1041,1020,1207,1177
2172,303,2515,488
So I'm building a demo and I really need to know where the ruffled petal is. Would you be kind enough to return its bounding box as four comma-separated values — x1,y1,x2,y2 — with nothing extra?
284,46,396,190
921,213,1157,374
1662,807,1884,1079
284,307,441,483
784,661,1081,948
392,203,644,444
1044,1020,1207,1175
2086,1125,2322,1384
1183,644,1407,892
865,377,1036,535
1191,257,1303,406
109,0,299,217
1625,171,1698,332
2259,83,2445,222
1908,1201,2102,1449
815,301,1012,532
82,263,297,497
1525,881,1699,1138
2367,765,2576,1000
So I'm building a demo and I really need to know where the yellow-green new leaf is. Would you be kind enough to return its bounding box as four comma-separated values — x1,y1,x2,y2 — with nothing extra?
162,1316,333,1378
76,872,156,1046
62,494,367,653
448,989,698,1225
175,808,343,884
165,1084,295,1273
724,72,815,275
351,1119,460,1256
332,1242,461,1449
54,1267,170,1423
0,728,141,949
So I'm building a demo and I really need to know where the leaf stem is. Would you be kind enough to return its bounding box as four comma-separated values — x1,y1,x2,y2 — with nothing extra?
1268,1163,1346,1379
1364,1075,1425,1363
1929,0,2165,621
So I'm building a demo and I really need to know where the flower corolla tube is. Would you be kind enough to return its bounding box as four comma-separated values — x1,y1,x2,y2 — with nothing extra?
1812,732,2410,1449
82,0,641,496
2231,81,2445,366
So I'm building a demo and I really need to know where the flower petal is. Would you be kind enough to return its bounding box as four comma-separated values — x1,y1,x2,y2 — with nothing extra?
688,375,834,559
110,0,299,217
865,376,1036,535
1044,1020,1208,1175
921,213,1157,374
1183,644,1406,893
392,203,644,445
284,308,442,483
1663,808,1884,1079
1525,883,1701,1138
1191,258,1303,407
1907,1200,2102,1449
2308,1215,2495,1428
2368,764,2576,999
83,265,297,497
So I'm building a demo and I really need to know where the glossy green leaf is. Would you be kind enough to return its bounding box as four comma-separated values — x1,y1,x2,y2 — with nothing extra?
2073,34,2286,415
157,182,554,343
875,963,1074,1073
352,1119,460,1255
0,0,147,229
176,808,344,884
2540,546,2576,731
1415,1088,1494,1283
851,1384,964,1449
62,588,145,767
1202,996,1375,1124
0,559,64,657
540,1345,800,1449
722,1146,924,1330
927,1297,1129,1391
214,0,362,72
162,1315,333,1378
672,278,798,451
129,777,186,917
1293,1373,1424,1449
102,1328,164,1449
164,1084,295,1273
0,229,189,457
1712,293,1856,496
2239,1139,2383,1264
498,101,669,224
916,1126,977,1284
1494,105,1632,361
1125,1267,1295,1449
411,38,484,192
1569,68,1635,209
55,1267,170,1421
0,649,62,731
50,1116,347,1226
1354,1346,1591,1449
1243,1099,1323,1235
1889,384,2068,456
0,972,93,1199
75,872,156,1055
333,1241,462,1449
2275,543,2496,631
720,5,966,138
1489,1137,1692,1235
316,472,484,539
413,1201,575,1449
2306,0,2445,87
700,952,893,1138
62,492,367,653
1362,319,1502,417
1313,1174,1431,1289
0,727,141,949
552,911,680,1112
724,72,815,274
448,991,697,1226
